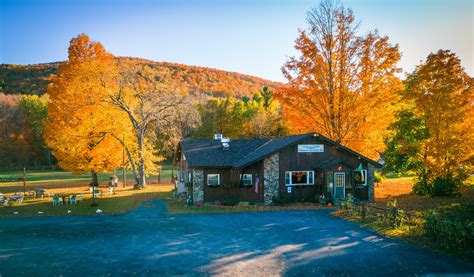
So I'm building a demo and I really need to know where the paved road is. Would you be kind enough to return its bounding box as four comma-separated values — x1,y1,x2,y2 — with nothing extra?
0,200,473,276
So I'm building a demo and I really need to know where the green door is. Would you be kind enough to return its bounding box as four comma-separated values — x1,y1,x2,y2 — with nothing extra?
334,173,345,199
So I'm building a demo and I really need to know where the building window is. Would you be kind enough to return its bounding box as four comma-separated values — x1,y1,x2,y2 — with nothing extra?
240,174,252,186
188,172,192,182
284,171,315,186
207,174,220,186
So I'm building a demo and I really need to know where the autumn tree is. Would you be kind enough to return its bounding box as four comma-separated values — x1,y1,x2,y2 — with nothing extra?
401,50,473,196
154,103,200,160
110,62,193,188
193,92,287,139
19,94,51,166
0,94,31,169
383,106,429,174
45,34,131,197
0,94,51,169
276,0,401,159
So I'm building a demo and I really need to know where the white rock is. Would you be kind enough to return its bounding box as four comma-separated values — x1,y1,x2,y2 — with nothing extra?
96,209,103,214
67,210,71,214
37,211,44,214
12,211,19,215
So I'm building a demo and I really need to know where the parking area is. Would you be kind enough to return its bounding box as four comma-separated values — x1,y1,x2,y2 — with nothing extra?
0,200,472,276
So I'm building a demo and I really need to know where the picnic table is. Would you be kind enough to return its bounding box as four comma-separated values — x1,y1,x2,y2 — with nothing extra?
56,193,72,205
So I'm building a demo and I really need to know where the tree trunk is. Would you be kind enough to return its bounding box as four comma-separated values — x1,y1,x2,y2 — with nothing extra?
134,132,147,189
135,162,146,189
90,171,99,206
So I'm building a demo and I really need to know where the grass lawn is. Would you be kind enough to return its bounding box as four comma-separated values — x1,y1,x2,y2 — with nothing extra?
1,169,330,217
0,168,176,218
375,175,474,224
0,167,175,188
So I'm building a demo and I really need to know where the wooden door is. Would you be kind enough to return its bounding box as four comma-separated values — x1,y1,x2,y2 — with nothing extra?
334,172,345,199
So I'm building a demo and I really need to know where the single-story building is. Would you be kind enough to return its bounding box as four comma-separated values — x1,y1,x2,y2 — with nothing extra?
174,133,381,205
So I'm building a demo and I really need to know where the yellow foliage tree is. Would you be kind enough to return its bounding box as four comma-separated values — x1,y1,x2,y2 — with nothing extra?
404,50,473,192
45,34,132,189
276,0,401,159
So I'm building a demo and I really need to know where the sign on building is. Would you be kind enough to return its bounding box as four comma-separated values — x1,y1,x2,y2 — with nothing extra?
298,144,324,153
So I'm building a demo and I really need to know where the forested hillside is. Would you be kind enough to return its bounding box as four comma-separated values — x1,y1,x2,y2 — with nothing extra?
0,57,280,97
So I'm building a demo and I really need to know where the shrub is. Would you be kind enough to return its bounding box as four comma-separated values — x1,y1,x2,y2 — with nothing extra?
272,195,289,205
374,172,382,183
413,174,461,197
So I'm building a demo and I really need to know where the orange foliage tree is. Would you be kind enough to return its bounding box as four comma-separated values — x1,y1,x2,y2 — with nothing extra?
276,0,401,159
45,34,132,187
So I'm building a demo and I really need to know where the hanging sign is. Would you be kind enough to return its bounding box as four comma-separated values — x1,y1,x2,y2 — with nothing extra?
298,144,324,153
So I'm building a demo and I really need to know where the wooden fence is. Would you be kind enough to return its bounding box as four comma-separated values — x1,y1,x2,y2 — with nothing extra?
339,198,474,253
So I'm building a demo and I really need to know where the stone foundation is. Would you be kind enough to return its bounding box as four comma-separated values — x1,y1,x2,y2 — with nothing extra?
192,169,204,203
263,153,279,204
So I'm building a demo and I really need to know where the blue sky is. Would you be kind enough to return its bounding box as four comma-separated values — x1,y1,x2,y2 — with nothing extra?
0,0,472,81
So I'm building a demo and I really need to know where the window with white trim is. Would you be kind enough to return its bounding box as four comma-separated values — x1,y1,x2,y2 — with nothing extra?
285,171,314,186
207,174,220,186
239,174,252,186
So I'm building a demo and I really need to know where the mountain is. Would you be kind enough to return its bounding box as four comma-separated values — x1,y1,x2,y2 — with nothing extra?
0,57,281,98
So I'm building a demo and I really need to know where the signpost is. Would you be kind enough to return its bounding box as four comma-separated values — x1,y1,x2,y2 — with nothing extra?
22,168,26,194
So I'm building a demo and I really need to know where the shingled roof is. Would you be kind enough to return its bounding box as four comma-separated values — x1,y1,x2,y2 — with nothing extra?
178,133,381,168
179,138,267,168
234,133,314,168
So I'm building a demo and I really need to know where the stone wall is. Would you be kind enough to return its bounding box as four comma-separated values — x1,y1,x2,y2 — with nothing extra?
192,169,204,203
263,153,279,204
367,164,375,202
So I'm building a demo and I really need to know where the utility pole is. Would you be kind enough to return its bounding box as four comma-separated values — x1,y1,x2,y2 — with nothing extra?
22,168,26,194
157,168,161,184
122,135,126,187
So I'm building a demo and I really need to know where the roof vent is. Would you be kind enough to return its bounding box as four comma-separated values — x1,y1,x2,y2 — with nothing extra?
214,134,223,140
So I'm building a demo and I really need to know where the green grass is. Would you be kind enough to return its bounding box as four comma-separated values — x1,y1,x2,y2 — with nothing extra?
0,166,176,184
0,191,172,218
0,168,176,218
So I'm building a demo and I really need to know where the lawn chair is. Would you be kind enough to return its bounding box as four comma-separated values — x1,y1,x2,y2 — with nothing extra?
46,192,53,202
53,195,62,206
106,187,114,195
69,195,77,205
90,187,101,197
15,195,24,205
0,193,5,204
77,193,84,203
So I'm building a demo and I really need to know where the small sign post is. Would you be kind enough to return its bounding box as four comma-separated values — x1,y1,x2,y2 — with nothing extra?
22,168,26,194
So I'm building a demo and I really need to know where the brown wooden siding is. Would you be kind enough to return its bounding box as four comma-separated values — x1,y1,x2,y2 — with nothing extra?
203,161,264,203
278,136,369,201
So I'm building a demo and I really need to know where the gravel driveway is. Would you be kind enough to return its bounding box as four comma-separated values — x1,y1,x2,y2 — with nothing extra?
0,200,473,276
